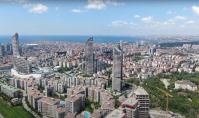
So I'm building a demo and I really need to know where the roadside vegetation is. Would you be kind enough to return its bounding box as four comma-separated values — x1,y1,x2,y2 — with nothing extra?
58,67,70,73
143,72,199,118
84,98,101,113
0,97,33,118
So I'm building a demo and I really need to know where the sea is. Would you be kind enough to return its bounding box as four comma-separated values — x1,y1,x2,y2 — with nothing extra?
0,35,142,44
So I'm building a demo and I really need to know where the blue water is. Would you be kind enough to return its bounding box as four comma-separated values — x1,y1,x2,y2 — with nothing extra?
0,35,141,44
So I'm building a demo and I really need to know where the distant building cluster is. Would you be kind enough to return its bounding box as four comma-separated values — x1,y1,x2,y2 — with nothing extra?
2,33,151,118
4,32,199,118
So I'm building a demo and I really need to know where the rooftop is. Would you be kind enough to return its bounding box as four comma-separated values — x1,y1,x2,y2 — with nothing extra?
28,88,43,98
175,80,197,87
134,86,149,96
122,97,138,107
105,109,125,118
38,96,60,105
56,107,65,113
66,94,84,102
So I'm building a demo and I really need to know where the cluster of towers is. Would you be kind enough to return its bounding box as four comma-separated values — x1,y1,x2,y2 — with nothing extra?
12,34,124,91
84,38,123,92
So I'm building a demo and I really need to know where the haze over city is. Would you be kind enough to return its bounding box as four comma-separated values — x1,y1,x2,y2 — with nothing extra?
0,0,199,36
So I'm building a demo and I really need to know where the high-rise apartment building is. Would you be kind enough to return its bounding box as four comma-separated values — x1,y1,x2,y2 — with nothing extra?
134,87,150,118
37,97,60,118
65,94,85,114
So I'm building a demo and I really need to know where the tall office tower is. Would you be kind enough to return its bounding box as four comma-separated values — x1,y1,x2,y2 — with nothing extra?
84,37,94,75
12,33,20,57
112,42,123,92
12,33,32,74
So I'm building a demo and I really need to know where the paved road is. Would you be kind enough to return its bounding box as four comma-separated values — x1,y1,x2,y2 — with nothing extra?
22,91,41,118
0,113,4,118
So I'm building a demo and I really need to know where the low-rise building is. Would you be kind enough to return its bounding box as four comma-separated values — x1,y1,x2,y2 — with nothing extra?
175,80,197,91
121,97,139,118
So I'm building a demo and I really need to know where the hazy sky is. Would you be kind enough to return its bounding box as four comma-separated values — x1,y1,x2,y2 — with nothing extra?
0,0,199,36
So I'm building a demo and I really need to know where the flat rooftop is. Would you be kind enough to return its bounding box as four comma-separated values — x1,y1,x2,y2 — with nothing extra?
105,109,125,118
134,86,148,96
122,97,138,106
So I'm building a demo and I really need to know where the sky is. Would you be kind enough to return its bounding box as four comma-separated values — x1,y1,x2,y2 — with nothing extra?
0,0,199,36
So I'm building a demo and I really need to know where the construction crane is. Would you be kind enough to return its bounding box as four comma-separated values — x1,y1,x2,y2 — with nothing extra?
156,87,173,117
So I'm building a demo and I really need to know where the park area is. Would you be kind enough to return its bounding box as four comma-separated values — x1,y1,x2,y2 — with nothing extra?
0,98,33,118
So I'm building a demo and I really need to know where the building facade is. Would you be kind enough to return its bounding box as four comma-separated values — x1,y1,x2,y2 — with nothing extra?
12,33,32,74
65,94,85,114
122,97,139,118
134,87,150,118
12,33,20,57
37,97,60,118
13,56,32,74
112,43,123,92
84,37,94,75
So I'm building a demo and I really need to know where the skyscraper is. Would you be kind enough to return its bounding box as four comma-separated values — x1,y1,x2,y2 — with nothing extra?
84,37,94,75
112,42,123,92
12,33,20,57
0,44,4,57
12,33,32,74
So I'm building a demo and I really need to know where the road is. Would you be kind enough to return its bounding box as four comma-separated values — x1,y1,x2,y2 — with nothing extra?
0,113,4,118
22,91,41,118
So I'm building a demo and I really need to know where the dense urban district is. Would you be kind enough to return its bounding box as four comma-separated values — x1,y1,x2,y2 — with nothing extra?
1,33,199,118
